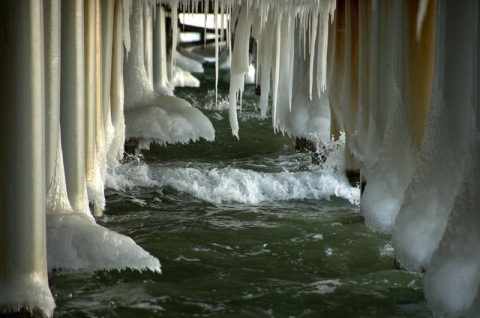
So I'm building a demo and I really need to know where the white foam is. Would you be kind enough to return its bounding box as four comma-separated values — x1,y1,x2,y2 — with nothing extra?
152,165,358,205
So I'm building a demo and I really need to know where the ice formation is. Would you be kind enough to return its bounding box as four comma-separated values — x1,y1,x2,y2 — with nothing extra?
123,0,214,146
47,213,161,273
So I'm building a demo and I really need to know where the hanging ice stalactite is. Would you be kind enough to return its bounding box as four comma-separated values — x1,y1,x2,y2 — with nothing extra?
228,2,253,137
309,10,318,100
214,0,219,105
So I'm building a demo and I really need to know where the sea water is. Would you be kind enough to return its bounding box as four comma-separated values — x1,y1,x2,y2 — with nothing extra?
52,65,431,317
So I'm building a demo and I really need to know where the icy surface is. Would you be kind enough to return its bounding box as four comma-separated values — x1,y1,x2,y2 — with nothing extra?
174,51,204,73
124,96,215,146
424,139,480,317
0,276,55,318
169,65,201,87
360,88,415,233
47,213,161,273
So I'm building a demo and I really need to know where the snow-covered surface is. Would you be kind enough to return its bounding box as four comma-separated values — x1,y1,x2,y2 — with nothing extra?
125,97,215,146
47,213,161,273
174,51,204,73
0,276,56,318
170,64,201,87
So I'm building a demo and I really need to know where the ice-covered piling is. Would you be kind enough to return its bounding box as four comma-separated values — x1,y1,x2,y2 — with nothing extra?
123,0,214,147
358,0,434,233
398,1,479,315
392,0,471,273
0,1,55,316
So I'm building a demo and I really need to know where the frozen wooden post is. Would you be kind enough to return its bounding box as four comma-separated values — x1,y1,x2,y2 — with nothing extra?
153,4,173,95
0,1,55,316
61,0,91,216
343,0,361,187
327,0,346,142
398,0,435,153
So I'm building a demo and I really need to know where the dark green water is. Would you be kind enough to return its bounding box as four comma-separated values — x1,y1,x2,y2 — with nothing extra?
52,65,431,317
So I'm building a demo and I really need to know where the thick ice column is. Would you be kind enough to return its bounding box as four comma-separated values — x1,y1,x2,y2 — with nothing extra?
85,0,97,192
44,0,74,215
272,12,295,134
393,0,473,272
350,0,397,182
45,0,62,191
257,11,276,118
410,0,480,317
123,0,152,109
153,5,174,96
0,1,55,316
102,0,114,126
400,1,435,152
420,1,480,314
101,0,117,175
84,0,106,216
143,1,154,88
61,0,92,217
108,0,126,165
342,0,361,185
228,3,254,137
94,0,107,216
286,12,331,142
360,0,434,233
348,0,372,168
369,0,395,171
327,0,346,139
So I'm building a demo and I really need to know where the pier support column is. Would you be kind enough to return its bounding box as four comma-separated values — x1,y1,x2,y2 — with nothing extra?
0,1,55,316
343,0,361,187
61,0,91,216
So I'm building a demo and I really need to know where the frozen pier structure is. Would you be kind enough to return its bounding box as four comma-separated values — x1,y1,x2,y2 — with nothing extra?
1,0,480,317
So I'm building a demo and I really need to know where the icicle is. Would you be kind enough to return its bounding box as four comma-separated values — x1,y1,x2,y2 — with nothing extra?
214,0,219,105
309,11,318,100
170,0,179,77
204,0,209,47
110,0,127,165
316,10,328,98
123,0,133,56
416,0,430,40
220,0,226,43
228,3,253,137
288,13,295,111
258,14,274,118
271,13,282,132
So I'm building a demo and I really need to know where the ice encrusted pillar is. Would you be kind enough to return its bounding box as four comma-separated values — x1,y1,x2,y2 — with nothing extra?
0,1,55,316
360,0,434,233
108,0,126,165
420,0,480,315
61,0,92,217
342,0,361,186
327,0,346,140
85,0,106,216
392,0,474,273
45,0,74,215
143,1,154,88
348,0,373,169
153,4,174,96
